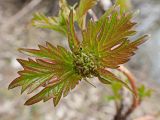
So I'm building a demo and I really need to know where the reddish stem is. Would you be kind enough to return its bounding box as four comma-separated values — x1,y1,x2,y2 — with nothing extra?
118,65,139,110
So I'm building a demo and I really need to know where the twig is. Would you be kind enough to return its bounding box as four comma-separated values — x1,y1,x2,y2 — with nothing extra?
1,0,42,30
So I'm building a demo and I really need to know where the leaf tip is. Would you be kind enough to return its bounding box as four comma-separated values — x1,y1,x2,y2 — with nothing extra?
24,98,34,106
140,34,150,44
8,83,14,90
145,34,151,40
18,48,24,52
53,101,58,107
21,89,25,94
8,79,19,90
16,58,23,64
24,101,31,106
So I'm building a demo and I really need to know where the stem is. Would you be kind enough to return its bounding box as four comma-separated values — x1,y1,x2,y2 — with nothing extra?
114,102,124,120
118,65,139,107
118,65,140,119
113,90,124,120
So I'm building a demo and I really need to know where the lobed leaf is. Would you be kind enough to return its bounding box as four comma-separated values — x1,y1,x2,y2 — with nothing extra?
32,13,67,35
25,70,81,106
76,0,98,29
8,5,149,107
19,42,73,65
32,0,71,35
81,6,148,68
100,35,148,68
8,59,56,93
9,42,82,106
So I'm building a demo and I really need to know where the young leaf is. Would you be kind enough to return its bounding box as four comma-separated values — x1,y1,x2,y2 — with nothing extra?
32,0,71,35
25,70,81,106
59,0,71,18
76,0,98,18
32,13,67,35
116,0,132,11
8,59,56,94
76,0,98,29
19,42,73,64
81,6,148,69
67,10,80,52
104,82,122,102
111,82,123,96
105,95,118,101
138,85,152,100
8,5,149,107
9,42,82,106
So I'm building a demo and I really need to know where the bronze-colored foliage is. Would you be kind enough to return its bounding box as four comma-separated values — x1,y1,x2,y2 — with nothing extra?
8,2,148,106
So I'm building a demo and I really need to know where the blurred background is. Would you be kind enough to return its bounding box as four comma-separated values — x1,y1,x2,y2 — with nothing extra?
0,0,160,120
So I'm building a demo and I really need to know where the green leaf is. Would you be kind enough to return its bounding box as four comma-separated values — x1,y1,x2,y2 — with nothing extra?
19,42,73,64
105,95,118,101
116,0,132,11
8,59,56,93
81,6,148,68
32,0,98,34
98,68,133,92
104,82,122,101
32,13,67,35
138,85,152,100
111,82,123,96
9,42,82,106
59,0,71,18
31,0,71,35
24,70,81,106
8,5,148,107
76,0,98,18
76,0,98,29
67,10,80,52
